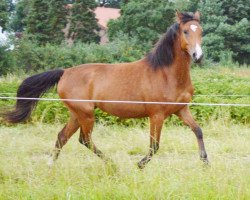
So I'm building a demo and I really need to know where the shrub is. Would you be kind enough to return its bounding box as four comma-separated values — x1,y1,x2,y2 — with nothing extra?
12,35,147,72
0,45,15,75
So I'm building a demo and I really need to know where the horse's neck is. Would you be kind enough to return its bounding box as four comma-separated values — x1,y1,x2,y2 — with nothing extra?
169,41,192,87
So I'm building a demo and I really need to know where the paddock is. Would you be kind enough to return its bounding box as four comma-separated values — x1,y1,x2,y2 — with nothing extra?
0,122,249,199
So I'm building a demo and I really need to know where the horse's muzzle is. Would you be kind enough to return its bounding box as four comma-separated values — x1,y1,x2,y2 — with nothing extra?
193,54,204,64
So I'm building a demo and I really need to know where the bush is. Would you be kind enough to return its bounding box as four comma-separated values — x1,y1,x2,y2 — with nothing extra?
12,35,147,72
0,45,15,75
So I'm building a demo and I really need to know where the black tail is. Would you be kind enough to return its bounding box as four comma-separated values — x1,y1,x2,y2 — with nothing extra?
2,69,64,123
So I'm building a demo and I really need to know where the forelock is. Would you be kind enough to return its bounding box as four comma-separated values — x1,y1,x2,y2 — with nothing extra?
180,12,199,24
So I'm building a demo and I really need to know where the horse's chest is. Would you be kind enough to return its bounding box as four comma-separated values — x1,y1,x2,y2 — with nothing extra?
160,88,193,115
176,91,193,102
161,85,193,102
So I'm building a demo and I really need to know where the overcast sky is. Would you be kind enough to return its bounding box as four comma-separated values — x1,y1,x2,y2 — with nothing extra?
0,27,7,41
0,27,11,46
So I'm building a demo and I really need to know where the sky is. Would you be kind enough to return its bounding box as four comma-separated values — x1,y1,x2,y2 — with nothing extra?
0,27,14,49
0,27,8,44
0,26,7,41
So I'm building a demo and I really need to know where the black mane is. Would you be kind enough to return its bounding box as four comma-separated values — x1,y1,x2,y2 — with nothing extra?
146,12,198,69
146,23,179,69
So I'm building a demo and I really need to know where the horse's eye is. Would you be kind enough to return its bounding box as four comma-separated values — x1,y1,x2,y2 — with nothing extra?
183,30,189,35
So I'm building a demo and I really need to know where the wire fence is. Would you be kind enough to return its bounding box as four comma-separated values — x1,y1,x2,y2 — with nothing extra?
0,92,250,97
0,96,250,107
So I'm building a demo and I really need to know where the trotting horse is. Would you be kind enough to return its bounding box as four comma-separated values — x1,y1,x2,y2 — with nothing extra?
2,11,208,168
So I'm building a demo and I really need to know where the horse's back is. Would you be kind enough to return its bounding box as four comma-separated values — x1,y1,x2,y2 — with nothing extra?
58,60,148,94
57,61,151,118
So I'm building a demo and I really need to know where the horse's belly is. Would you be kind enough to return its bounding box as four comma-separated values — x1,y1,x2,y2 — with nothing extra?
97,103,147,119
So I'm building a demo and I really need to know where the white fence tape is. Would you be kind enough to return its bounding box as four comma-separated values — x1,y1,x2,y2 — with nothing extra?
0,93,250,97
0,96,249,107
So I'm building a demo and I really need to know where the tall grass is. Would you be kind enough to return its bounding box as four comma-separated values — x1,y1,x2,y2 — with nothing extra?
0,121,249,199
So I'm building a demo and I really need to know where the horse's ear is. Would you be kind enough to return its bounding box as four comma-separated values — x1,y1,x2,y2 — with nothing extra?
176,10,183,24
194,11,200,22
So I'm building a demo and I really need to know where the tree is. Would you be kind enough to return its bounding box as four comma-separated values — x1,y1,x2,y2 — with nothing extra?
220,0,250,64
197,0,227,61
25,0,68,45
0,1,8,31
0,0,13,32
198,0,250,64
108,0,175,43
47,0,68,44
10,0,30,32
25,0,51,44
221,0,250,25
174,0,200,12
68,0,100,43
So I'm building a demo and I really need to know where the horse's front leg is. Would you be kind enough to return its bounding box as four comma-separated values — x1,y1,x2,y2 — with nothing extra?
176,106,208,164
138,114,164,169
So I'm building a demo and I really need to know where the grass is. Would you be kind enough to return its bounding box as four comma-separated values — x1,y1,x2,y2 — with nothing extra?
0,122,249,199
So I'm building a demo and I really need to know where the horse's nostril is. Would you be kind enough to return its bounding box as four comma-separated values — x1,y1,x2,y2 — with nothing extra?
193,52,196,58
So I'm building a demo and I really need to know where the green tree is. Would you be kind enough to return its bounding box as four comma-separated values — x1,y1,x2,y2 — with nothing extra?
0,0,14,75
68,0,100,43
25,0,51,44
25,0,68,45
47,0,68,44
220,0,250,64
10,0,30,32
108,0,175,43
198,0,227,61
0,0,13,32
222,0,249,25
174,0,200,12
198,0,250,64
0,1,8,31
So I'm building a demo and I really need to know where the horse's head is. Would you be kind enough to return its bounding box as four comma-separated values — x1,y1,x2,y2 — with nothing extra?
176,11,203,63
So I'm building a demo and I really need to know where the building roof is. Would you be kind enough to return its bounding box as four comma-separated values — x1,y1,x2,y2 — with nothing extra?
94,7,120,29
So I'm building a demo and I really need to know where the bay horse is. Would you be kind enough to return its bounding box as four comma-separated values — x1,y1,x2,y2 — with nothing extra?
2,11,208,168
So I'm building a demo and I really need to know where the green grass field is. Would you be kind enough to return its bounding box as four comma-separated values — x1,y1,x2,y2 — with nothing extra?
0,122,249,199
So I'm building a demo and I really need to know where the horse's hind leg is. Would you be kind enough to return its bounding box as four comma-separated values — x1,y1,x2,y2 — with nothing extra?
176,106,208,164
78,115,106,160
48,114,79,166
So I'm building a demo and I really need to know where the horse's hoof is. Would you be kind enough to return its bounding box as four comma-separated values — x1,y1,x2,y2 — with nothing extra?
201,158,210,167
137,161,146,169
78,137,83,144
